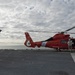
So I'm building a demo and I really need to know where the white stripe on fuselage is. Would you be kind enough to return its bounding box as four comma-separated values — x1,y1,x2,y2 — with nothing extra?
71,53,75,63
41,42,47,47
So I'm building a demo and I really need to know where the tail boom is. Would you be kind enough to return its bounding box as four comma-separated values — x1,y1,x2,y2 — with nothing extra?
24,32,46,48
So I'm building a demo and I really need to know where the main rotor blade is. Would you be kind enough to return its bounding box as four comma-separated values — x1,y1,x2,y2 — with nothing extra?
28,30,75,34
64,26,75,32
68,32,75,34
28,30,57,33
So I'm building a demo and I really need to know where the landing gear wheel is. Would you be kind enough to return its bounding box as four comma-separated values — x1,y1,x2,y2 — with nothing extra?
56,48,61,52
58,49,61,52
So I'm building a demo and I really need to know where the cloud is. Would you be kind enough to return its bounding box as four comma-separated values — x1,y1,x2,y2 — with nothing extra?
0,0,75,44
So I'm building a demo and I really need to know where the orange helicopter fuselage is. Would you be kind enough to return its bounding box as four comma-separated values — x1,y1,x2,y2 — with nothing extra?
24,32,75,50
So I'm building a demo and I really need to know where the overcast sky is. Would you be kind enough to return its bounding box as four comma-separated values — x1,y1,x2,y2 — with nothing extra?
0,0,75,45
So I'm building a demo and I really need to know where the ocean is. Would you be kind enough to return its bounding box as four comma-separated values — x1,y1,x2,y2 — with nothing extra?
0,45,26,50
0,45,51,50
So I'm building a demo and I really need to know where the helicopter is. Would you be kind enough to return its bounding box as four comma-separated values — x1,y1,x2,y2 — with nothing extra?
24,26,75,51
0,30,2,32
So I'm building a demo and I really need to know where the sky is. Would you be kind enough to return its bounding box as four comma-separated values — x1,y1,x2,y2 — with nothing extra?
0,0,75,46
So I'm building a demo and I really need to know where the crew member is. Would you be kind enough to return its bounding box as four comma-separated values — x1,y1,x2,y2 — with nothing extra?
68,39,73,50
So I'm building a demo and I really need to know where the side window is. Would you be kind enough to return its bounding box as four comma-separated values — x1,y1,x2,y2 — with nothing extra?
61,40,67,44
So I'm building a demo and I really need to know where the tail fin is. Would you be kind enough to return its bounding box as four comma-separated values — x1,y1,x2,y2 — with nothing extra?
24,32,35,47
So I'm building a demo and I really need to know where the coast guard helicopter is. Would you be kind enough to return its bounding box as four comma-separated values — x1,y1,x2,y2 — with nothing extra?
24,26,75,51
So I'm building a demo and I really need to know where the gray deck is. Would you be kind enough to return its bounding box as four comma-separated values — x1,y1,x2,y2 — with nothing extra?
0,50,75,75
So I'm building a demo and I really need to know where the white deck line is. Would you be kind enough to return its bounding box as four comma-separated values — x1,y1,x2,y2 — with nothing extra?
71,53,75,62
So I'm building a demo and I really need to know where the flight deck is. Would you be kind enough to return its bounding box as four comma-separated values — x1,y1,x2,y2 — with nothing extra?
0,50,75,75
